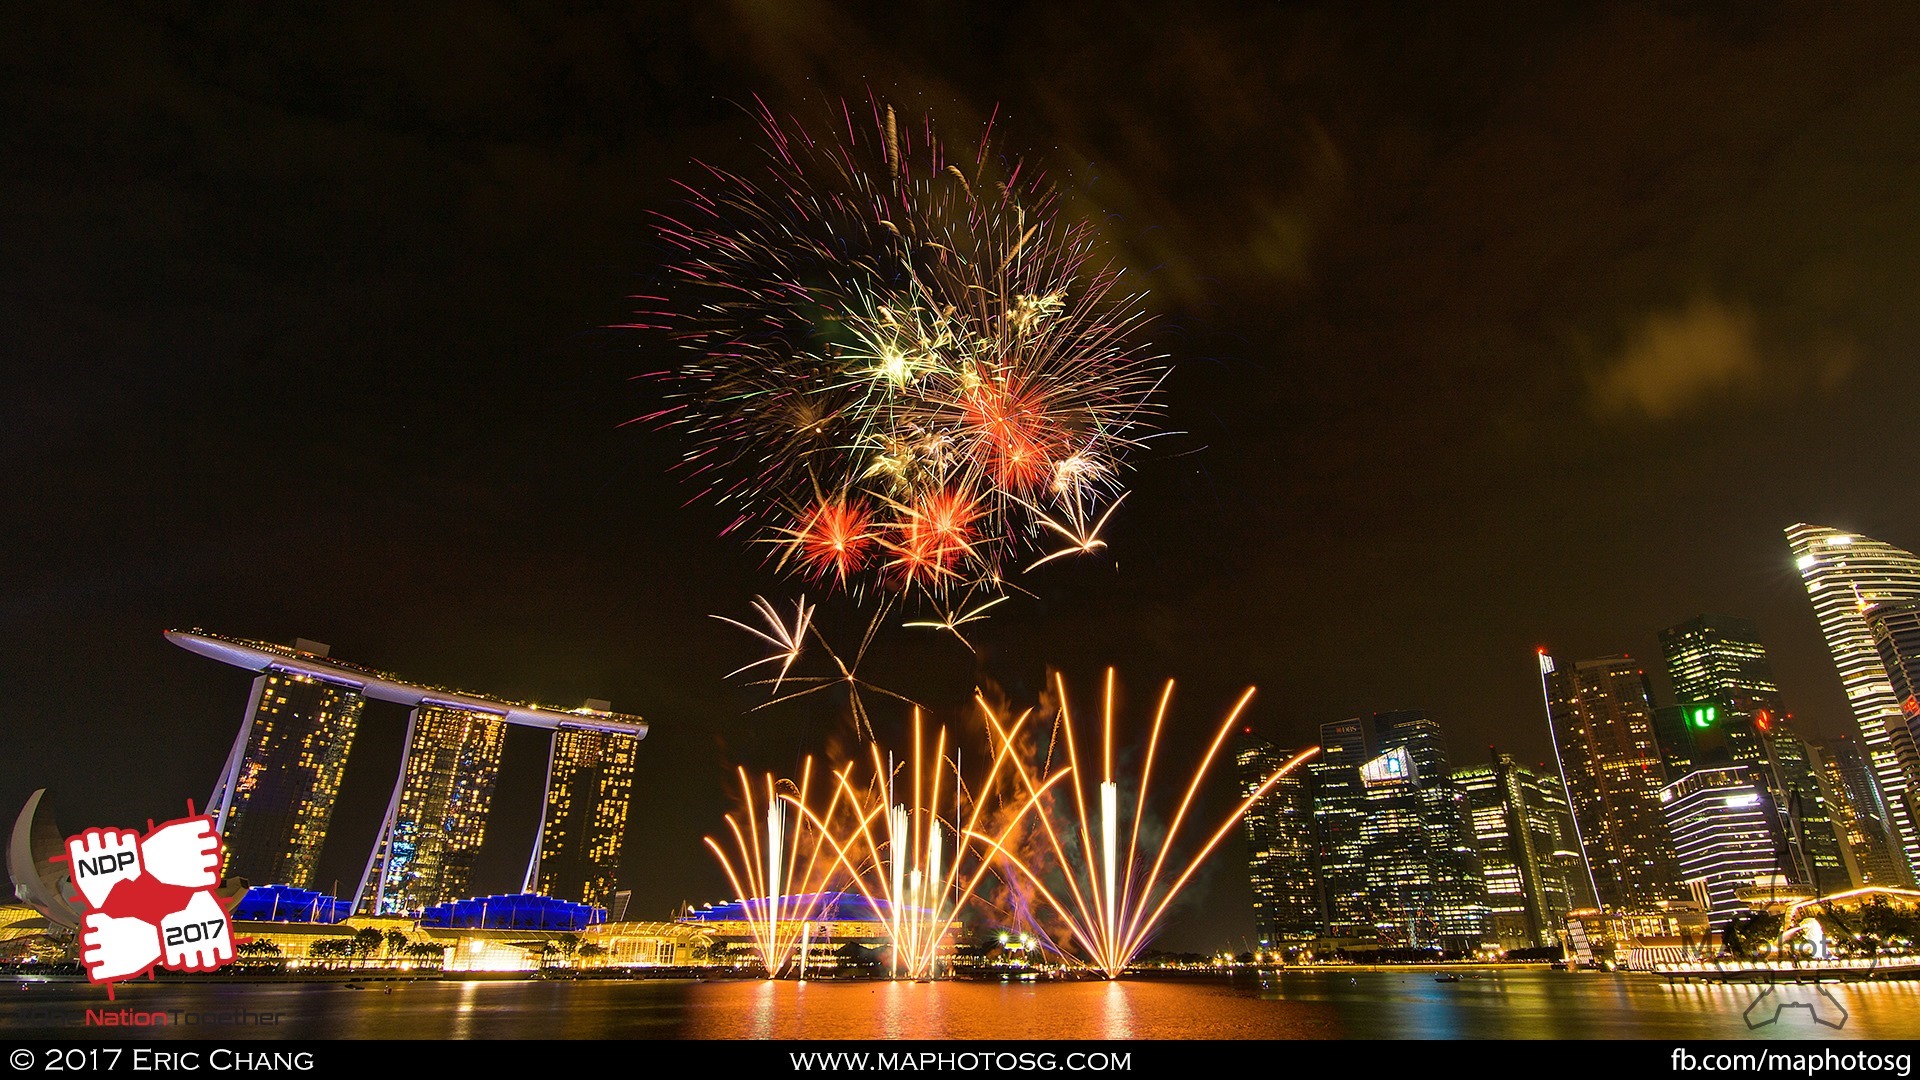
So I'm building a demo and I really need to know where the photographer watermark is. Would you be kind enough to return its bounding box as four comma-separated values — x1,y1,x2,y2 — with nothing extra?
1706,901,1889,1031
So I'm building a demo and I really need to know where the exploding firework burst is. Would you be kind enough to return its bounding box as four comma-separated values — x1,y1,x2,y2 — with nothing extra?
971,671,1318,978
717,595,919,739
637,98,1167,611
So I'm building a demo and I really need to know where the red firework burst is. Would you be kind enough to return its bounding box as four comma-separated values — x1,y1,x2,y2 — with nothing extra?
795,499,874,583
642,95,1169,644
885,488,981,589
962,378,1058,492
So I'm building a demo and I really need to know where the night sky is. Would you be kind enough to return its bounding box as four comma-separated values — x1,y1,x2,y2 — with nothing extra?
9,3,1920,953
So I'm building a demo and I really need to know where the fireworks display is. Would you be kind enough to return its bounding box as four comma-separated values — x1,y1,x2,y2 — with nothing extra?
972,671,1317,978
657,101,1262,982
635,98,1166,614
704,709,1067,978
703,674,1313,980
702,764,841,977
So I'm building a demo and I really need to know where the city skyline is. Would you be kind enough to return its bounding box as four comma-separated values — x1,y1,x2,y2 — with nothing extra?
17,539,1915,952
1217,596,1911,952
19,539,1919,950
1220,615,1901,952
11,4,1920,954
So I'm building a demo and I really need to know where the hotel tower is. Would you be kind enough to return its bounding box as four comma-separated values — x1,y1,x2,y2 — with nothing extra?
169,629,647,913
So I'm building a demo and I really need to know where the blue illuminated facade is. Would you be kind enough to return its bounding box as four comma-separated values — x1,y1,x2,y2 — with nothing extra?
419,892,605,931
230,884,353,924
682,892,923,924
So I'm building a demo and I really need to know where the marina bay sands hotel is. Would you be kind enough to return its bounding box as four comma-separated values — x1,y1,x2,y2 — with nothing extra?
168,630,647,916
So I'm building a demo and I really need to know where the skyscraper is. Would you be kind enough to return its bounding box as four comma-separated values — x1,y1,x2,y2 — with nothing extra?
1659,765,1778,927
1661,616,1781,721
1454,753,1591,951
524,724,641,909
1313,712,1487,952
1358,712,1489,952
1655,615,1849,893
359,704,510,914
1867,602,1920,777
1311,715,1376,940
1659,616,1774,774
1787,524,1920,880
1808,735,1906,887
1540,652,1685,910
1650,703,1710,782
1530,762,1598,915
211,661,365,889
1757,717,1853,894
1236,733,1320,947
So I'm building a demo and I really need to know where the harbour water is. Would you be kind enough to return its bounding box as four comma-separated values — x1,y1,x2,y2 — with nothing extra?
4,970,1918,1041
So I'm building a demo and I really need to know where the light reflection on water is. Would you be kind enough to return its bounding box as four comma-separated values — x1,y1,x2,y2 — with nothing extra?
449,980,478,1042
4,971,1919,1040
747,980,777,1041
1102,980,1134,1040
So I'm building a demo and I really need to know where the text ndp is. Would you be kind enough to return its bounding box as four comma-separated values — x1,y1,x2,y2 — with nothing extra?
75,850,137,878
63,809,239,986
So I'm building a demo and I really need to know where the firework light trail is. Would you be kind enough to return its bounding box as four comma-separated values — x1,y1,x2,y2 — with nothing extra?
706,709,1070,980
970,671,1318,978
634,97,1168,695
718,596,917,739
702,762,855,977
781,708,1071,980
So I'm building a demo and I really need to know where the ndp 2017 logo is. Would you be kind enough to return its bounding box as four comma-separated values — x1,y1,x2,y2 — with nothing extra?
57,804,237,989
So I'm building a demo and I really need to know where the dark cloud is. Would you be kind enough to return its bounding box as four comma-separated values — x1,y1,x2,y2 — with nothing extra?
1591,296,1762,418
